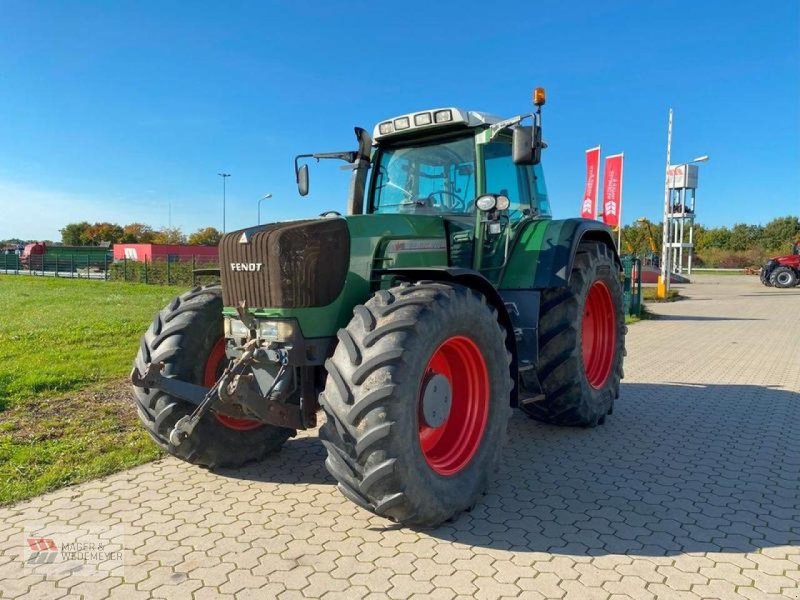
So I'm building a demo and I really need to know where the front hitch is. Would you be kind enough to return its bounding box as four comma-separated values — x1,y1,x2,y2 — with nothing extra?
131,339,306,442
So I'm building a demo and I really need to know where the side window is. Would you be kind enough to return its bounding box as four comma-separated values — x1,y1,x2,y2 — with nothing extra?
482,140,532,221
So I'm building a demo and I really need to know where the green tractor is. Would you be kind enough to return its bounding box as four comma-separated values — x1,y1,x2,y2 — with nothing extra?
131,88,626,527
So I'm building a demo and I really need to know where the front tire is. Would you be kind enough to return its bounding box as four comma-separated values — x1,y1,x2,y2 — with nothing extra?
521,242,626,427
759,265,773,287
132,284,294,468
320,282,512,527
770,266,798,288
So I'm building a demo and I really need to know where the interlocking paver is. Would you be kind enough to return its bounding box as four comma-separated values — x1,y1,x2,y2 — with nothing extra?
0,275,797,600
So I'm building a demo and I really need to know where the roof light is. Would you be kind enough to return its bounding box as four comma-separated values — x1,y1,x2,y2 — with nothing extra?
378,121,394,135
394,117,411,130
533,87,546,106
414,112,432,126
434,109,452,123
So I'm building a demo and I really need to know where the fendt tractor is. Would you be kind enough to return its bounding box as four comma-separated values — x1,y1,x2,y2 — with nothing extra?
131,88,626,526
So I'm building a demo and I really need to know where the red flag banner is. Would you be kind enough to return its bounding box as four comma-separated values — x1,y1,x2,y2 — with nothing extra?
581,146,601,219
602,153,624,228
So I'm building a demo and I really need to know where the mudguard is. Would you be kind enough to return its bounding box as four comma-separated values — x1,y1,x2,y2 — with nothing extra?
500,218,621,290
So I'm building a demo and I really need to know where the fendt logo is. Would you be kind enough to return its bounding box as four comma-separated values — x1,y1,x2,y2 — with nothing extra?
229,262,263,272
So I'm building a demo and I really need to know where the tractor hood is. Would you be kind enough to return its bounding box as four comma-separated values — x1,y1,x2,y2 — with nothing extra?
220,214,450,338
219,218,350,309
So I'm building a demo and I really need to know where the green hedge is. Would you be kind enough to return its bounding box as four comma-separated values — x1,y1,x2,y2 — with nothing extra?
108,259,219,287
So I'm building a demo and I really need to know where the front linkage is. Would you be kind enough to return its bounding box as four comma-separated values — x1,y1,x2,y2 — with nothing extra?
131,338,292,445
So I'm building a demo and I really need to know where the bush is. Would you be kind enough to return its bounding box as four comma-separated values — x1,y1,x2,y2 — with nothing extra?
695,247,766,269
108,258,219,287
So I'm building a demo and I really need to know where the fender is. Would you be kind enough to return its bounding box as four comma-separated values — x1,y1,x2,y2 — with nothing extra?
381,267,519,406
500,218,621,290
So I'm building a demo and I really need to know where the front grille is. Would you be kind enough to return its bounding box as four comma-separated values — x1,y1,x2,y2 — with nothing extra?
220,219,349,308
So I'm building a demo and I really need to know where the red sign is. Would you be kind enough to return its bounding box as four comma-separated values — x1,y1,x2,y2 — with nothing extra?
602,153,624,227
581,146,601,219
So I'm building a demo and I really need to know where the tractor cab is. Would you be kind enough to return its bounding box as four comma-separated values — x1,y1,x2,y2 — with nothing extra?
296,90,552,282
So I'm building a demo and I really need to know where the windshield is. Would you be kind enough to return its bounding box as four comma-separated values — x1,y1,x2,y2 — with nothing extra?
371,137,475,215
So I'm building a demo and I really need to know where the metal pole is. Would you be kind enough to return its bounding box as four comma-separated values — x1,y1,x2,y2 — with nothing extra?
218,172,231,233
258,193,272,225
658,108,673,298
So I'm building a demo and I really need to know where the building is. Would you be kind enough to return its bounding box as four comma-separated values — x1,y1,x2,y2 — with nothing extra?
113,244,218,263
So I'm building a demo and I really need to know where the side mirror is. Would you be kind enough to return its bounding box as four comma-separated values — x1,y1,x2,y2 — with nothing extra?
297,164,309,196
512,126,534,165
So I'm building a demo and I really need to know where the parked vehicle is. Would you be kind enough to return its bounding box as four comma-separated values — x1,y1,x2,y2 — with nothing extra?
131,88,626,526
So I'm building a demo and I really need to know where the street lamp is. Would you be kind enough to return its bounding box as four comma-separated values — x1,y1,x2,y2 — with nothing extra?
258,193,273,225
218,172,231,233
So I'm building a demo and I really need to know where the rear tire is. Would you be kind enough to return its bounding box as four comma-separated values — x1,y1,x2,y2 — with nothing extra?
132,284,293,468
770,266,798,288
320,282,512,527
521,242,625,427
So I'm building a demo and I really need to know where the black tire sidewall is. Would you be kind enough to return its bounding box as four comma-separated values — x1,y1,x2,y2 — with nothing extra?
575,246,625,406
370,288,511,520
771,267,797,288
133,285,293,468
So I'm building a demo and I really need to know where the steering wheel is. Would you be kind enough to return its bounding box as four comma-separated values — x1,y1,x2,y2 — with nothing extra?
319,210,342,218
427,190,466,212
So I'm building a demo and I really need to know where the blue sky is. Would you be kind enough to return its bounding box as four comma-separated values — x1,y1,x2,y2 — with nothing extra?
0,0,798,241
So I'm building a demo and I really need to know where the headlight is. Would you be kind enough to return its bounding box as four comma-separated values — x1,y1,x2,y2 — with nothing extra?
475,194,496,211
258,320,295,342
224,317,250,339
224,318,296,342
496,195,511,211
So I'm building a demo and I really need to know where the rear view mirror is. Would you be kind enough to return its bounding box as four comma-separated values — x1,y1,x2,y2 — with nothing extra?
512,126,534,165
297,164,309,196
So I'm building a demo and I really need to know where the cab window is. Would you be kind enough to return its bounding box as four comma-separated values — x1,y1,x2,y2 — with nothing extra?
482,139,532,222
371,137,476,215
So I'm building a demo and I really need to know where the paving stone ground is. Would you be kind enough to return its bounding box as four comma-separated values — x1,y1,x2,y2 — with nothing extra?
1,274,798,599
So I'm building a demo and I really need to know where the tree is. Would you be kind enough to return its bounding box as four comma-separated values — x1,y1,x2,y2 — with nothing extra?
122,223,156,243
152,227,186,244
83,222,124,245
60,222,91,245
761,216,800,253
728,223,763,252
187,227,222,246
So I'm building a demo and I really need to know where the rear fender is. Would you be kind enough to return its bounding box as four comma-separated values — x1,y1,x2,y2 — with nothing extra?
501,218,622,290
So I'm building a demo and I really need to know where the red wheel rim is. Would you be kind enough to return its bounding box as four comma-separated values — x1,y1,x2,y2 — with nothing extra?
205,338,263,431
581,281,616,389
418,336,489,476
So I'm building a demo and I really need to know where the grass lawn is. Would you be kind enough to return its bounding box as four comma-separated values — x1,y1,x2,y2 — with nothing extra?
0,275,187,504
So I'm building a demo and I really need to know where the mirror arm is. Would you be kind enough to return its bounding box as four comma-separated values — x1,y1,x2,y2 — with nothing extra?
489,113,532,141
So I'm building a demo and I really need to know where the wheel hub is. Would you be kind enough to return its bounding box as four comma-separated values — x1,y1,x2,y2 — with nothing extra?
777,272,791,285
420,373,452,428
